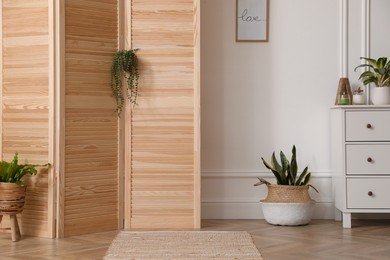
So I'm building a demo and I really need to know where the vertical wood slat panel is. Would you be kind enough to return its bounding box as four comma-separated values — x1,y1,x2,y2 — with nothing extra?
193,0,201,229
56,0,65,239
129,0,200,229
63,0,119,237
0,0,3,161
1,0,53,237
122,0,132,230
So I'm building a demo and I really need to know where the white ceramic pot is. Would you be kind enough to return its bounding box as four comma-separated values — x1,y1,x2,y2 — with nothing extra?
352,93,365,105
261,202,314,226
371,87,390,105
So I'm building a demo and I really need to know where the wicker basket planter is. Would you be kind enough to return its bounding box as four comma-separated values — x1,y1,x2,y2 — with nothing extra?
261,185,315,226
255,146,320,226
261,185,315,204
0,182,27,214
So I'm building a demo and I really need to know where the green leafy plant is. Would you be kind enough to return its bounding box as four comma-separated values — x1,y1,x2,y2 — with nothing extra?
111,49,140,116
254,145,318,192
354,57,390,87
0,152,50,185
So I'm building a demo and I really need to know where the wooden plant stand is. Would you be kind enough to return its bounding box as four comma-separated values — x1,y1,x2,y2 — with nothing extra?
0,183,26,242
0,214,21,242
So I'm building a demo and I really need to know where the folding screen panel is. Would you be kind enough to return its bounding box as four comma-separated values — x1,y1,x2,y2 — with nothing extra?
1,0,120,238
126,0,200,229
59,0,119,237
0,0,55,238
0,0,199,238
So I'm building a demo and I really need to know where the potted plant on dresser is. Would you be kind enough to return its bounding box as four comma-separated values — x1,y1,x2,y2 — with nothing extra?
254,145,318,226
0,152,50,241
354,56,390,105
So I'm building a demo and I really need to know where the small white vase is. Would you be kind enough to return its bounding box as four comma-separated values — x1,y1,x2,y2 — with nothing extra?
371,87,390,105
352,93,365,105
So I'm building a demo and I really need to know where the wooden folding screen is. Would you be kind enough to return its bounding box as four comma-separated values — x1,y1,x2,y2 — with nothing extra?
59,0,119,237
0,0,55,238
126,0,201,229
0,0,119,238
1,0,200,237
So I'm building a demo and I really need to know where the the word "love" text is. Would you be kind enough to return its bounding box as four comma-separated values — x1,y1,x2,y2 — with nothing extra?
238,9,265,22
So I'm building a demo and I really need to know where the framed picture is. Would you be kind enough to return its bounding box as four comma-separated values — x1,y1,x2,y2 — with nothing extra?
236,0,269,42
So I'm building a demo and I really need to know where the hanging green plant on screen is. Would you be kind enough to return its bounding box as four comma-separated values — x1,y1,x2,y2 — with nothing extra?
111,49,140,116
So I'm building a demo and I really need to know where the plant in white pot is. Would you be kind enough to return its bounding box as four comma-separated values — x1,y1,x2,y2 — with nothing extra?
354,57,390,105
254,145,318,226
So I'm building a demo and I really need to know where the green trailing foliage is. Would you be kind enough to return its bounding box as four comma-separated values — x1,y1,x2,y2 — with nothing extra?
0,152,50,186
111,49,140,116
254,145,318,192
354,57,390,87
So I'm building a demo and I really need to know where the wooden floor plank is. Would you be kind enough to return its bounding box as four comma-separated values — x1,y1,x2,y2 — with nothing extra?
0,219,389,259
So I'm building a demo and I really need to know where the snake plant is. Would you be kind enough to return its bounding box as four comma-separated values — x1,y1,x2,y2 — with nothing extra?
0,152,50,185
354,57,390,87
255,145,317,190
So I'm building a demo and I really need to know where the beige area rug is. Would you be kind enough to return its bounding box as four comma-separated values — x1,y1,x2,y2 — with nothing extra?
104,231,263,259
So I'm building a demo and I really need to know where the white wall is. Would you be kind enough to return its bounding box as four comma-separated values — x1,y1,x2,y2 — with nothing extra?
348,0,390,95
201,0,340,219
201,0,390,219
370,1,390,59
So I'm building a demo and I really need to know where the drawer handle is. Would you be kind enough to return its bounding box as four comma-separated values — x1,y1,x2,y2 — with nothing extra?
366,123,372,129
367,157,373,163
368,191,373,196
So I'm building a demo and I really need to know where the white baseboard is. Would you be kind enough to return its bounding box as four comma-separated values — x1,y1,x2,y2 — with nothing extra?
201,171,390,220
201,171,334,219
201,202,335,219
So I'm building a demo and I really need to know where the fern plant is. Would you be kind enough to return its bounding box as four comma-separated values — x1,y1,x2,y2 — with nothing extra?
111,49,140,116
254,145,318,191
354,57,390,87
0,152,50,185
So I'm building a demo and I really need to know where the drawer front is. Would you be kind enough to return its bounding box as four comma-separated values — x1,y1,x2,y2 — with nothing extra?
346,111,390,141
347,178,390,208
346,145,390,175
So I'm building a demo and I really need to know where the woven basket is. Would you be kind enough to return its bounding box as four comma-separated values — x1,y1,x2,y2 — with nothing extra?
261,185,315,204
0,182,27,214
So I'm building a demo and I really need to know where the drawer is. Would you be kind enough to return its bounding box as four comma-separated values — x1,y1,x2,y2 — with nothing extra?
347,178,390,208
345,111,390,141
346,145,390,175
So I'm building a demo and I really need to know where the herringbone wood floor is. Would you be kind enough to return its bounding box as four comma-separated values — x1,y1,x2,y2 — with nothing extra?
1,219,390,259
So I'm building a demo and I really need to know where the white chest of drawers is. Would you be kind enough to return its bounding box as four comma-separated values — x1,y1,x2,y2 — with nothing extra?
331,106,390,228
